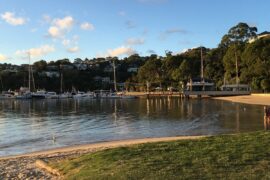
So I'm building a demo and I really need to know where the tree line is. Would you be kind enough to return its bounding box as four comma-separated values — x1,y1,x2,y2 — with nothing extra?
0,22,270,92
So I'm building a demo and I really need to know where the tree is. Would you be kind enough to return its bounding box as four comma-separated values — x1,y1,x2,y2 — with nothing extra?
137,57,162,84
261,79,270,92
219,22,257,47
204,48,225,87
33,60,47,71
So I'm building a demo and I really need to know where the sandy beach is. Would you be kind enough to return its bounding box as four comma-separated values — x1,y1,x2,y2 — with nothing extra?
0,136,204,179
214,94,270,106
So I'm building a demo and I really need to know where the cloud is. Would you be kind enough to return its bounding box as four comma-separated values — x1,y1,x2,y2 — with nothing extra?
98,46,136,57
62,39,71,46
15,45,55,58
147,49,156,54
48,26,62,38
62,35,79,52
1,12,26,26
125,38,145,45
47,16,74,38
108,46,136,57
164,28,188,34
52,16,74,30
118,11,126,16
160,28,189,40
80,22,94,30
0,54,7,61
42,15,51,24
125,20,136,29
67,46,80,53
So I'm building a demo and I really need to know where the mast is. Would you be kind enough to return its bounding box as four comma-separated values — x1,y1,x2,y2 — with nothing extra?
60,64,63,93
113,60,117,92
234,43,239,91
200,47,204,80
235,49,239,85
31,65,36,91
201,47,205,91
28,52,31,91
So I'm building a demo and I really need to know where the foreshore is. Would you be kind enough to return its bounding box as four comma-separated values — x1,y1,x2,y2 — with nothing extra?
214,94,270,106
0,136,204,179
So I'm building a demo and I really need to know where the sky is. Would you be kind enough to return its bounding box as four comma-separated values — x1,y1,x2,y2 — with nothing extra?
0,0,269,65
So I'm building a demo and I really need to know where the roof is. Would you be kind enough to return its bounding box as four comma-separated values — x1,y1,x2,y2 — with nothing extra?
190,77,214,83
221,84,249,88
258,31,270,36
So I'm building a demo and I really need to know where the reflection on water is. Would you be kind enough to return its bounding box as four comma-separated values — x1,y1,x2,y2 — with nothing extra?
0,97,264,156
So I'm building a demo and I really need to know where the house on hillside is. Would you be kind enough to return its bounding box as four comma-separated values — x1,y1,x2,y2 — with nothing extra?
61,64,74,70
249,31,270,43
127,67,139,73
47,65,58,71
73,63,88,71
39,71,60,78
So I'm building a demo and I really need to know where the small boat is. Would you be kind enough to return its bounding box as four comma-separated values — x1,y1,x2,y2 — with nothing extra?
32,90,47,99
16,87,32,99
46,91,59,99
73,91,92,99
16,92,32,99
58,92,70,99
0,91,16,99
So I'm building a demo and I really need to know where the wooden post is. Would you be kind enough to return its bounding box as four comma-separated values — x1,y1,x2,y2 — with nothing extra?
264,106,270,130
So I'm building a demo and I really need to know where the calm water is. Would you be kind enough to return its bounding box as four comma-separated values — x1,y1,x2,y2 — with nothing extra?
0,97,264,156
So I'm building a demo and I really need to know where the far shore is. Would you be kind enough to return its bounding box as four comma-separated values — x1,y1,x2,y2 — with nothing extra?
126,91,270,106
214,93,270,106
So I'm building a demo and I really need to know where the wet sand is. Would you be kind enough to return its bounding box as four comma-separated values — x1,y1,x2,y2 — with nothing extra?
0,136,205,179
214,94,270,106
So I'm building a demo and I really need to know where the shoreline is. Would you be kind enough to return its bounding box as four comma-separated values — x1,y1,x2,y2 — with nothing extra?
214,94,270,106
0,135,204,160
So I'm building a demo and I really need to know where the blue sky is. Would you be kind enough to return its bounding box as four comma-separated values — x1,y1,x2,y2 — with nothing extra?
0,0,269,64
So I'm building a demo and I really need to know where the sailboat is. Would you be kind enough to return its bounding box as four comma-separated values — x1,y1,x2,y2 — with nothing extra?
109,60,136,99
16,52,32,99
58,65,70,99
186,47,215,91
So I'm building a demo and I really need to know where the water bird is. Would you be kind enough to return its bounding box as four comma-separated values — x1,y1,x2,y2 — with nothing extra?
52,134,56,143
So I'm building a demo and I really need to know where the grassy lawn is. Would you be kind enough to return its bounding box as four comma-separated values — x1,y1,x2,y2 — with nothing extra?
51,131,270,179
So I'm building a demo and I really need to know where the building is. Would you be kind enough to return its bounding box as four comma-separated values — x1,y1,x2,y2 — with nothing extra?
102,77,110,83
249,31,270,43
186,78,215,91
39,71,60,78
221,84,250,91
127,67,139,73
73,63,88,71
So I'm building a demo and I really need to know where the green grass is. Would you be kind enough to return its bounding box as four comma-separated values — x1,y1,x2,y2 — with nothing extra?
51,131,270,180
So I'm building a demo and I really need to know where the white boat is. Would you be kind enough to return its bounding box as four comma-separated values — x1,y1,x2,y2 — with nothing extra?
16,92,32,99
73,91,93,99
32,90,47,99
58,92,70,99
46,92,59,99
0,91,16,99
16,87,32,99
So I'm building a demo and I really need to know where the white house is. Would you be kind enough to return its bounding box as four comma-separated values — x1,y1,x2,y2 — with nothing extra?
127,67,139,73
74,63,88,71
249,31,270,43
40,71,60,78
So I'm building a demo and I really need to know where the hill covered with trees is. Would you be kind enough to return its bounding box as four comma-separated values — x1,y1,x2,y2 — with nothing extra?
1,22,270,92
